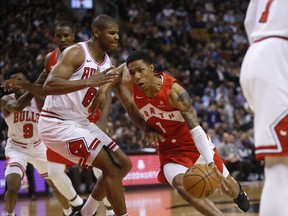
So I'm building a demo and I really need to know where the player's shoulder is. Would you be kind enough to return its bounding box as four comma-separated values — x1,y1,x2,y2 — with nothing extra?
1,94,13,103
170,80,188,104
60,44,85,63
64,43,83,53
0,94,14,114
171,81,185,93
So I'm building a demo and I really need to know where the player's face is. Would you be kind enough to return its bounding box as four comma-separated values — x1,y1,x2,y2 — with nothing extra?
127,60,154,91
54,26,74,51
98,23,119,53
10,73,27,95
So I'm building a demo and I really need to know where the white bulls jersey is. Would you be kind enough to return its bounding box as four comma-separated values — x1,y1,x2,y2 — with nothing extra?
4,94,41,145
245,0,288,44
41,41,112,122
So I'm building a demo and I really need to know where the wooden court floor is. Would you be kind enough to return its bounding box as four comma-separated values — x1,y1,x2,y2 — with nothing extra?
0,181,262,216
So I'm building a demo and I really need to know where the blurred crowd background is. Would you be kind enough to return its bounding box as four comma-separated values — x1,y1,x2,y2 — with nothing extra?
0,0,264,196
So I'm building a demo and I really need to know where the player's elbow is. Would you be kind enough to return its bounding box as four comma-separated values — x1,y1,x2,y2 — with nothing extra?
42,82,53,95
42,79,59,95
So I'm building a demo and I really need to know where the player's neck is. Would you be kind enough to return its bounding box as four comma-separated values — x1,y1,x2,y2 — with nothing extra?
87,39,106,63
144,76,162,98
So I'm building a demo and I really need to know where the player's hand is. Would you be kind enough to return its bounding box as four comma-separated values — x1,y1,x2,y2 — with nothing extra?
87,67,119,87
1,79,28,91
1,79,13,91
110,63,125,85
208,162,229,192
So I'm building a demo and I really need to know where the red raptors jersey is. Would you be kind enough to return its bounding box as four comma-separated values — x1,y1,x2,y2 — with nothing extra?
133,73,220,183
47,48,59,71
133,72,198,154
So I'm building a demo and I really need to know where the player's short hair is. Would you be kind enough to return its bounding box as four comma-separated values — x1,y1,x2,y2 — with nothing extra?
91,14,117,30
126,50,153,66
4,67,29,80
55,21,74,32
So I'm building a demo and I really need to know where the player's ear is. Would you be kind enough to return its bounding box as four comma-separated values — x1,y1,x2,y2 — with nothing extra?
149,63,154,72
92,26,101,38
72,33,75,41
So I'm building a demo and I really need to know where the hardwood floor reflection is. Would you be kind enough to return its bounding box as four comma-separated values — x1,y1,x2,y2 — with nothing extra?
0,181,262,216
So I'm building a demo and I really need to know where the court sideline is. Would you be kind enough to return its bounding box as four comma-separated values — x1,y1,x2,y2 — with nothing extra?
0,181,262,216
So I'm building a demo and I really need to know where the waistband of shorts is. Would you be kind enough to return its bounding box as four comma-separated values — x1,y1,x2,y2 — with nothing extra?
255,36,288,43
11,139,41,148
40,109,64,120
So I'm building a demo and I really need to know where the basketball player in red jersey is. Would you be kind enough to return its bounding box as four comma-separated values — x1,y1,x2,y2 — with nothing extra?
110,50,250,215
1,68,71,216
39,14,131,216
240,1,288,215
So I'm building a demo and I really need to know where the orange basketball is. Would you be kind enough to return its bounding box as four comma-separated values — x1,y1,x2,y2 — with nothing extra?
183,164,220,199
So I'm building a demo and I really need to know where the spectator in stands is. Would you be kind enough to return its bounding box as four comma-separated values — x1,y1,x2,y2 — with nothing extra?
217,133,243,180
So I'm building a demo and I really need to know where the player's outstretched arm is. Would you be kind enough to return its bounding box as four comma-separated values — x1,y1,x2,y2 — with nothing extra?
4,69,48,99
43,45,117,95
170,82,215,165
0,92,34,117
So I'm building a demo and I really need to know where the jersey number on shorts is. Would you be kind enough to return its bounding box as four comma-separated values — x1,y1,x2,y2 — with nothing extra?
259,0,274,23
23,123,33,138
67,138,90,166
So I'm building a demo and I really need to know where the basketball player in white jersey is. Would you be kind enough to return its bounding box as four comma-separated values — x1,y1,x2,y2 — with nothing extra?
1,68,70,216
240,0,288,215
38,14,131,216
10,22,116,216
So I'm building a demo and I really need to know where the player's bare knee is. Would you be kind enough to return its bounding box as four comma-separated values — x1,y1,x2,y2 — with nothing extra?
6,174,21,192
113,148,132,176
6,182,21,194
122,157,132,176
172,176,185,194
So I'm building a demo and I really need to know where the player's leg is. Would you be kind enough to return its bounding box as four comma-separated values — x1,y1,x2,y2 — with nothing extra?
31,145,72,216
220,171,250,212
91,167,115,216
39,120,128,215
48,162,84,207
240,35,288,216
4,151,27,216
61,131,128,216
88,146,128,216
78,167,112,216
45,178,71,212
260,156,288,216
80,143,131,216
164,163,224,216
26,163,37,200
212,150,250,212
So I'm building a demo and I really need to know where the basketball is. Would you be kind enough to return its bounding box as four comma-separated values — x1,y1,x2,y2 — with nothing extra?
183,164,220,199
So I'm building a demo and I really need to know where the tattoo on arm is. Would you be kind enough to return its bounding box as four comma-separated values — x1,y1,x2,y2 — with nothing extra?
178,91,199,129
